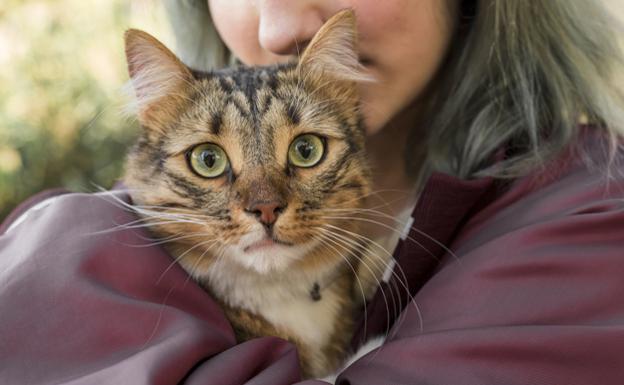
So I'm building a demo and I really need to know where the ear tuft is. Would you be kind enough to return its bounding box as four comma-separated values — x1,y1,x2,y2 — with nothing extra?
124,29,192,123
298,10,374,83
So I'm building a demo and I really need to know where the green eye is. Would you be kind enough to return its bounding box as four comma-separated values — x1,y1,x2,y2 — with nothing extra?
288,134,325,168
189,143,229,178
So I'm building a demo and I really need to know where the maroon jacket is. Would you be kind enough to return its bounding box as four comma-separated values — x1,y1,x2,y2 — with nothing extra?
2,132,624,385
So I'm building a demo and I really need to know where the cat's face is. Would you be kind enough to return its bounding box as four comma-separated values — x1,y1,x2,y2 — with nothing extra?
123,11,371,276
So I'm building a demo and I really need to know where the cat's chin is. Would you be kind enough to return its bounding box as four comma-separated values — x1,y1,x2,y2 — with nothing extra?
222,230,319,275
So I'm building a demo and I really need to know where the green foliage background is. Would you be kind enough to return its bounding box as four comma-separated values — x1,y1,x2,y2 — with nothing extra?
0,0,171,220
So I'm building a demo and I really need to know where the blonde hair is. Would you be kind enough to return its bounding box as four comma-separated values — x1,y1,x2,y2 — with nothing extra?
164,0,624,179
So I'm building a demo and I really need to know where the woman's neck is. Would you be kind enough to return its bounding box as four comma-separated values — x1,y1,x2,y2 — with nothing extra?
363,105,425,240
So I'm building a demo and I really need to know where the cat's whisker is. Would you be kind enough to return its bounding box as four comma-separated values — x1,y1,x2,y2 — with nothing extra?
140,279,179,350
321,224,400,287
93,186,222,223
307,228,370,340
320,225,392,284
114,205,221,228
90,204,209,232
127,228,185,243
322,222,410,288
138,216,208,226
92,189,148,214
320,207,414,237
156,238,219,285
112,219,204,231
323,193,413,213
116,214,195,227
319,226,403,332
309,229,368,308
132,206,214,219
88,219,191,236
315,228,394,340
326,213,424,331
320,208,398,226
183,240,224,289
129,232,209,248
322,188,413,209
317,241,370,344
319,214,459,265
87,208,208,237
210,242,229,278
129,206,213,220
322,223,424,334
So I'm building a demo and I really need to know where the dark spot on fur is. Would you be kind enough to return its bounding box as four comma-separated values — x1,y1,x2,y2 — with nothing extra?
219,77,233,93
339,181,363,190
286,102,301,125
159,202,189,209
164,171,209,207
227,96,248,117
266,73,279,92
310,283,322,301
210,112,222,135
259,94,273,116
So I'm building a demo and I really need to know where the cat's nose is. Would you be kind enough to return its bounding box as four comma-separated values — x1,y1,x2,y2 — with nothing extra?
256,0,325,56
246,201,286,227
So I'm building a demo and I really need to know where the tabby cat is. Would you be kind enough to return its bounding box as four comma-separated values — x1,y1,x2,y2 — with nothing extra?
123,10,378,378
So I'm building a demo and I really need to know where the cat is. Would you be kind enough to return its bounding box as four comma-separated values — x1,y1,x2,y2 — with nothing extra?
122,10,380,378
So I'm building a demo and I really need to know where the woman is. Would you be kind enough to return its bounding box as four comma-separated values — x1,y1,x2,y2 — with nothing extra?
1,0,624,384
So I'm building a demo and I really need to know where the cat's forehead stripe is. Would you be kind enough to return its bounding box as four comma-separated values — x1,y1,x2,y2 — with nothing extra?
190,65,355,161
257,88,274,117
210,111,222,135
229,92,252,116
286,102,301,126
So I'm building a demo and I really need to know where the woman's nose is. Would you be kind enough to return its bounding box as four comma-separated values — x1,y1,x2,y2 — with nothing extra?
255,0,326,56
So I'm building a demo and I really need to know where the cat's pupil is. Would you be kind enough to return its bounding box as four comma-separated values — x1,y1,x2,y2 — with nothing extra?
296,141,313,159
201,151,216,168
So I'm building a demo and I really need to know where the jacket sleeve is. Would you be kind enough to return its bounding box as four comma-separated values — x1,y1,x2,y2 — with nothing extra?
0,191,305,385
336,164,624,385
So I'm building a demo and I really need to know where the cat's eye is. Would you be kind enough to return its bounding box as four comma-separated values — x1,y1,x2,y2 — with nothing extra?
288,134,325,168
188,143,229,178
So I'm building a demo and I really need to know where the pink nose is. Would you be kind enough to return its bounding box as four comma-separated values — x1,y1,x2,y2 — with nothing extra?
246,201,285,226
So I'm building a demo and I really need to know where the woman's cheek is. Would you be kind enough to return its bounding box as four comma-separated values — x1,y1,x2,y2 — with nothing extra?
354,0,458,134
208,0,262,65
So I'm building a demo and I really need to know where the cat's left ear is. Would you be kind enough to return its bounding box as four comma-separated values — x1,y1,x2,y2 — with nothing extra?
124,29,192,129
297,9,373,84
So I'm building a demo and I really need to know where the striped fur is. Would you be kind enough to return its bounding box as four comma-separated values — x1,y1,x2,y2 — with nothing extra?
123,10,374,378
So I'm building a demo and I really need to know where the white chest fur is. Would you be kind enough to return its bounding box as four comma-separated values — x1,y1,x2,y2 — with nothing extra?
262,287,343,347
205,259,344,348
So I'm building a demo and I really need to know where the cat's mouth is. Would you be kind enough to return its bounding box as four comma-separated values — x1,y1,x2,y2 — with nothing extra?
228,228,320,273
243,236,293,253
359,55,374,67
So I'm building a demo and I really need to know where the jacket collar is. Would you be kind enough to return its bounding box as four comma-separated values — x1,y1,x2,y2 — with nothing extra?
352,171,498,347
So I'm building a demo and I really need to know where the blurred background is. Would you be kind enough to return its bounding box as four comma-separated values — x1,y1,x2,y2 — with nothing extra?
0,1,623,220
0,0,173,219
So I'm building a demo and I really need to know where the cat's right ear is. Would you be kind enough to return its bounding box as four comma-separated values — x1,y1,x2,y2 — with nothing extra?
297,10,373,84
124,29,192,128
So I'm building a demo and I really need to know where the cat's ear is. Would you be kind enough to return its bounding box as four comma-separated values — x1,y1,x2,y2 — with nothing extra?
124,29,192,127
297,9,373,83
